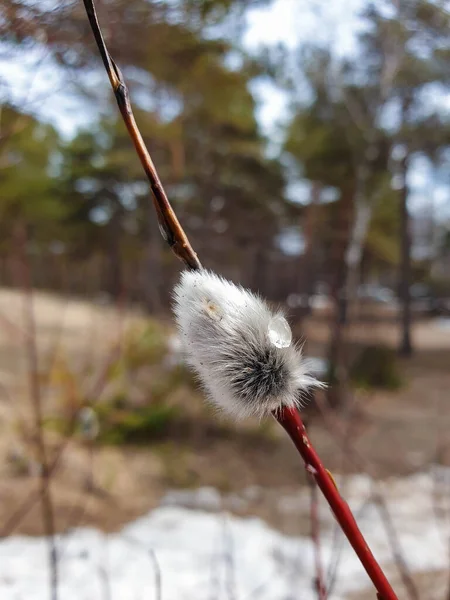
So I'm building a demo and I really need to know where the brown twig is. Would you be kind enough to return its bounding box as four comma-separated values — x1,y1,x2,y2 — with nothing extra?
82,0,201,272
374,494,420,600
121,535,162,600
309,478,327,600
14,222,59,600
0,319,125,537
81,2,399,598
323,389,363,593
99,541,113,600
149,548,162,600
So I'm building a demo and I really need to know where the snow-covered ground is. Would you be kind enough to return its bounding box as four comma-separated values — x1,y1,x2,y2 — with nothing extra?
0,470,449,599
435,317,450,329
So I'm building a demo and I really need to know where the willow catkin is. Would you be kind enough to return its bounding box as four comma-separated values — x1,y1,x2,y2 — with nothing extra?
173,270,322,419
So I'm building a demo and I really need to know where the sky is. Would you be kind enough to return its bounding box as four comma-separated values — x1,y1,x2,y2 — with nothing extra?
244,0,363,150
0,0,365,138
243,0,449,221
0,0,448,222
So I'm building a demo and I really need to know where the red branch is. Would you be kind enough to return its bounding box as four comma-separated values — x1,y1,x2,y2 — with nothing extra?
275,406,398,600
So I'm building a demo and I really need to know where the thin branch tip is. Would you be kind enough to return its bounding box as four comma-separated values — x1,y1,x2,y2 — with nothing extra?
82,0,201,271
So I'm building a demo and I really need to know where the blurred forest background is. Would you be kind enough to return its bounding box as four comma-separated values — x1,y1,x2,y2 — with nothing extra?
1,0,449,322
1,0,450,598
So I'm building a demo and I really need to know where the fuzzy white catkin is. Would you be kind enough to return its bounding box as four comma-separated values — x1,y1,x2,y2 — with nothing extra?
172,269,322,419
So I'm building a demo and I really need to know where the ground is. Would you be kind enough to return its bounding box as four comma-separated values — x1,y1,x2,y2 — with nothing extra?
0,287,449,547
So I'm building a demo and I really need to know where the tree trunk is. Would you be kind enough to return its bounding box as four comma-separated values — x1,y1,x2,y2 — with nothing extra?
299,182,322,320
398,153,413,356
326,186,354,408
344,200,373,322
343,151,379,315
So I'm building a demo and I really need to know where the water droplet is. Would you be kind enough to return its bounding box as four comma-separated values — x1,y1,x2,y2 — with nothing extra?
268,315,292,348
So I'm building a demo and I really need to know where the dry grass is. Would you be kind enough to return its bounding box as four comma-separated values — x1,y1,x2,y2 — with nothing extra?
0,288,449,539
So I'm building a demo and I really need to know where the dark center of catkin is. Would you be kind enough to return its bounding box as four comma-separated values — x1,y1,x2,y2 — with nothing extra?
227,344,288,403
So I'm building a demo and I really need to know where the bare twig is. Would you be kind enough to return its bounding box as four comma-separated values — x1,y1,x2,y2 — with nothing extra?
309,478,327,600
323,393,366,595
121,535,162,600
314,393,420,600
0,322,126,537
222,516,237,600
14,222,59,600
374,495,420,600
82,0,201,271
99,539,113,600
149,548,162,600
0,426,76,537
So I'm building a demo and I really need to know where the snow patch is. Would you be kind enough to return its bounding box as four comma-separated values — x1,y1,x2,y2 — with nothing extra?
0,471,449,599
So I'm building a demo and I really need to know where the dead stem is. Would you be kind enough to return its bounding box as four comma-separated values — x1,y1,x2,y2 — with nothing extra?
14,222,58,600
82,0,201,272
314,392,420,600
309,478,327,600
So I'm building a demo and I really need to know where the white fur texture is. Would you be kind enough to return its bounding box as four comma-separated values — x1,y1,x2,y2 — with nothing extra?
172,270,321,419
